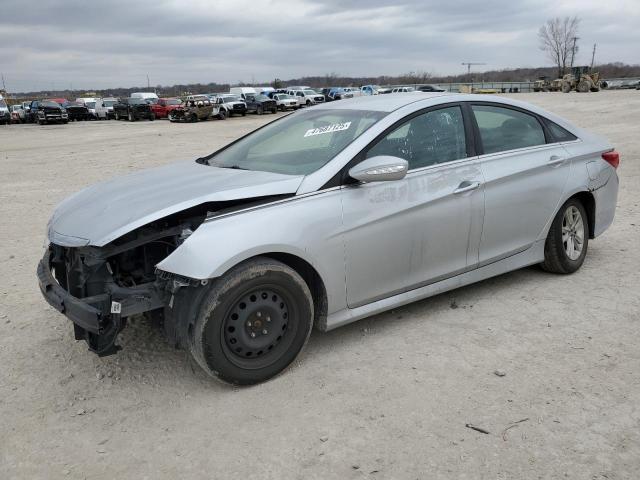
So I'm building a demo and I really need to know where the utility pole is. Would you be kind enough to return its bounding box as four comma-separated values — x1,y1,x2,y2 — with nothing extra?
590,43,597,69
147,74,150,90
1,73,6,92
570,36,579,69
461,62,486,82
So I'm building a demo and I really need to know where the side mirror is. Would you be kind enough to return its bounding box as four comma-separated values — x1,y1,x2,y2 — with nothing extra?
348,155,408,183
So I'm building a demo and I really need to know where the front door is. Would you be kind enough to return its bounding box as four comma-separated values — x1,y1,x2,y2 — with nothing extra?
341,105,484,308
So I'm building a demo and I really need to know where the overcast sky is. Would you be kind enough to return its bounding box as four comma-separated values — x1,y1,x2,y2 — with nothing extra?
1,0,638,92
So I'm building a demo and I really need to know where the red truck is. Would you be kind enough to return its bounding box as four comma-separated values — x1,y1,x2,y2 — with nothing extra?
149,98,183,119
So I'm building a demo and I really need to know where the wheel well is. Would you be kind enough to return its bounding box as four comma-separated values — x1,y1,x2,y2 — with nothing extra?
256,253,328,330
571,191,596,239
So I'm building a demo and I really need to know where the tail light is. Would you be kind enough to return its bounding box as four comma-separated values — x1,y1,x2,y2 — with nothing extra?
602,150,620,169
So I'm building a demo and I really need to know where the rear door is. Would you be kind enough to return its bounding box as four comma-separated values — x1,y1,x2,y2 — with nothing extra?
341,104,484,307
470,103,570,264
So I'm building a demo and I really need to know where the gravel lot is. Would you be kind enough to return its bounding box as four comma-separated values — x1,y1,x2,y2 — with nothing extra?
1,91,639,479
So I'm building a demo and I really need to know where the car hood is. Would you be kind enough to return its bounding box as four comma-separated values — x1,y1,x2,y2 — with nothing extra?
48,161,304,247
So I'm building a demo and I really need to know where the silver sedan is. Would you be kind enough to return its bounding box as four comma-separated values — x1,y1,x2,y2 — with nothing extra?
38,93,620,384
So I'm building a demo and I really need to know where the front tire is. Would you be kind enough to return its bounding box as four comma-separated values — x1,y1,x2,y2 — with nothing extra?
541,198,589,274
128,111,134,122
188,257,314,385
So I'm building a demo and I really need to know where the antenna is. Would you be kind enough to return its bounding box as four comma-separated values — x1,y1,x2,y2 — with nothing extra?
461,62,486,77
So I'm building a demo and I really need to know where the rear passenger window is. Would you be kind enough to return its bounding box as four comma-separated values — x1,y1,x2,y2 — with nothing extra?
472,105,546,154
366,106,467,170
544,119,577,142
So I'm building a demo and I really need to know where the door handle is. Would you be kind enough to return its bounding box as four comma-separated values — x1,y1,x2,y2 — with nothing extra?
548,155,566,166
453,181,481,194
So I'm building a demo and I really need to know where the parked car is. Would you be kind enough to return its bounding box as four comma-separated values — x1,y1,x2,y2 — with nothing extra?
341,87,362,98
37,94,619,385
0,95,9,125
84,99,109,120
131,92,159,103
288,89,325,107
244,93,277,114
271,93,298,111
229,87,258,99
113,98,155,121
27,100,68,124
418,84,446,92
168,97,218,122
45,98,89,121
391,86,415,93
212,94,248,117
150,98,183,119
10,104,26,123
102,97,118,119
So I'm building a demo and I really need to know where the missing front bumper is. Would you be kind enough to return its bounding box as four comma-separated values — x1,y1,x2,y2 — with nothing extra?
37,249,168,356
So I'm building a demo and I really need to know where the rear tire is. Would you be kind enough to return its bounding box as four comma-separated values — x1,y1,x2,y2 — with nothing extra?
562,82,572,93
115,111,120,121
256,105,263,115
188,257,314,385
541,198,589,274
217,109,227,120
128,111,134,122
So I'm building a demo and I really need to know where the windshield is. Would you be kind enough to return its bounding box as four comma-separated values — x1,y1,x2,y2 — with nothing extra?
85,102,96,108
128,98,147,105
303,90,317,95
165,99,182,105
222,96,241,103
104,100,116,107
42,101,60,108
208,109,386,176
0,100,6,108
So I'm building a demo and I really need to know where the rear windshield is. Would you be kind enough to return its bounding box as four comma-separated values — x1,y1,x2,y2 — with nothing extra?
207,109,386,175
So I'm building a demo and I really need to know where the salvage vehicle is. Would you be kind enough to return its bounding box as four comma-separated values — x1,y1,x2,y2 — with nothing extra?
391,86,415,93
113,98,155,121
84,99,109,120
244,93,277,114
150,98,183,119
288,89,325,107
48,99,91,121
418,84,446,92
561,66,602,93
212,94,248,117
38,94,619,385
10,104,26,123
271,93,298,111
27,100,68,124
0,95,9,125
168,97,217,122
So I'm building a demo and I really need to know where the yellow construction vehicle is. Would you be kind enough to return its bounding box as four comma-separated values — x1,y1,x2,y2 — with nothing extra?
561,66,602,93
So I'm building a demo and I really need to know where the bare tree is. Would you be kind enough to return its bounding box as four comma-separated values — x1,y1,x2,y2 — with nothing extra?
538,16,580,78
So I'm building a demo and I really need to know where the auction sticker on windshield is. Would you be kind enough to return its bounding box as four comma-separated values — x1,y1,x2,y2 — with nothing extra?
304,122,351,138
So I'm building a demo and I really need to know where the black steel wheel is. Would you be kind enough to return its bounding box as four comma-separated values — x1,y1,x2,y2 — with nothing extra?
188,257,314,385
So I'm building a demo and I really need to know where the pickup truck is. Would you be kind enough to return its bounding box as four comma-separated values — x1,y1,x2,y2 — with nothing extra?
27,100,69,124
112,98,155,121
150,98,183,119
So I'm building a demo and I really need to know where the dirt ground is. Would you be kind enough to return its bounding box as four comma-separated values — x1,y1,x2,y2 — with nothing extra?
1,91,639,480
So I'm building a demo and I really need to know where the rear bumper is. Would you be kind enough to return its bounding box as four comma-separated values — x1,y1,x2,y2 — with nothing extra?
593,169,619,237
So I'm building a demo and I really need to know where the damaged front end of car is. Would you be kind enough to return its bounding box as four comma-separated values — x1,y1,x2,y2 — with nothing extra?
38,209,207,356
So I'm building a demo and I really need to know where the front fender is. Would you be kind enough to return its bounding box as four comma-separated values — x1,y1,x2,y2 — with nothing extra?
156,189,347,314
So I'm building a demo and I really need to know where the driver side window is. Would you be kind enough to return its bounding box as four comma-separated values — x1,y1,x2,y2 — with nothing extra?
366,106,467,170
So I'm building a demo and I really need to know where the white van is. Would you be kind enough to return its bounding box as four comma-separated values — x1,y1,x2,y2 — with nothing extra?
85,99,109,120
130,92,159,103
229,87,257,99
